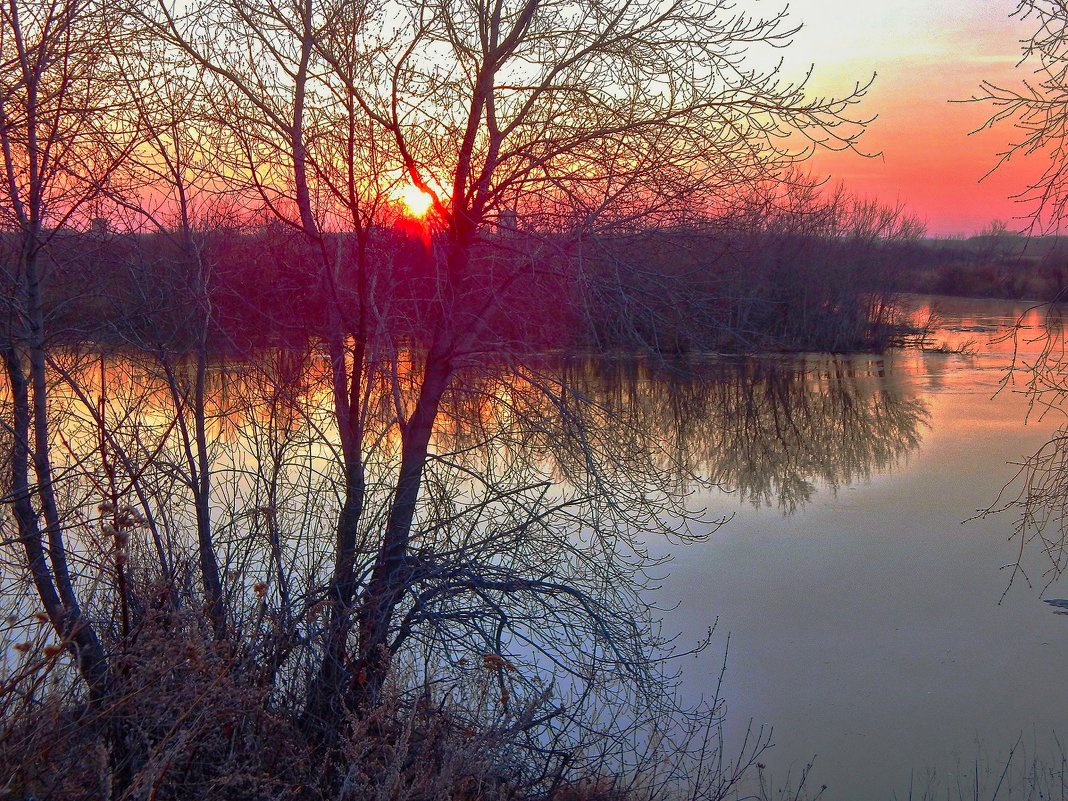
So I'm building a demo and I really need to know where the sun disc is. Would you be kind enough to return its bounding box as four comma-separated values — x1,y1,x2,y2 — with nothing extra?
399,183,433,218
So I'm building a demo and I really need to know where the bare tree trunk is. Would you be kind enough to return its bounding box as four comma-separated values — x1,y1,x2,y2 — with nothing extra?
2,348,111,698
1,255,128,792
304,379,365,735
304,238,370,738
351,345,452,708
194,342,227,639
160,342,227,640
22,254,113,690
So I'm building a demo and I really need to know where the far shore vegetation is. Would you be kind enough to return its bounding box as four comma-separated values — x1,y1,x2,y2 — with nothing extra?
45,200,1068,362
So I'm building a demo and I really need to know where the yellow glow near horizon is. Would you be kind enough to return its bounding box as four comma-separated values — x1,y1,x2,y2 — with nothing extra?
398,183,433,218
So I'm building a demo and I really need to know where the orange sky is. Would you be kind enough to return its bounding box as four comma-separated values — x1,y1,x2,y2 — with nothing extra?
777,0,1044,236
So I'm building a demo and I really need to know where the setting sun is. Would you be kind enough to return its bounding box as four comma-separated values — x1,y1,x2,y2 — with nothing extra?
398,182,433,218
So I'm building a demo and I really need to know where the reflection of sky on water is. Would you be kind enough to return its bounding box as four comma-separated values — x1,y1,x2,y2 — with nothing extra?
901,293,1060,358
652,295,1068,801
7,295,1065,800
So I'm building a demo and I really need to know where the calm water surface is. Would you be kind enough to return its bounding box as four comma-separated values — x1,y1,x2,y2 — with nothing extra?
655,296,1068,799
34,295,1065,799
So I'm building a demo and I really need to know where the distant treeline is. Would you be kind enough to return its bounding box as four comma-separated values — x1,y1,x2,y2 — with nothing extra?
882,229,1068,300
34,219,922,357
38,215,1063,357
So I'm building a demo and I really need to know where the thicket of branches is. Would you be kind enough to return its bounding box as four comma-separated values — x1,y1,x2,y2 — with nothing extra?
973,1,1068,600
0,0,890,798
975,0,1068,231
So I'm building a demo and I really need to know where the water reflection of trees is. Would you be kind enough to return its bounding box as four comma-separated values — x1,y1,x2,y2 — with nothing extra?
0,346,927,793
12,347,730,764
41,351,931,573
553,357,929,513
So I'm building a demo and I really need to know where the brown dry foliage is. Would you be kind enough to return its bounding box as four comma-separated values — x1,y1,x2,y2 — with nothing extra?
0,604,534,801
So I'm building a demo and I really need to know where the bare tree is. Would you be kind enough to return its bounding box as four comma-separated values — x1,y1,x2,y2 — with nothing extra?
0,0,139,786
0,0,895,795
973,0,1068,230
970,4,1068,602
118,0,876,745
116,53,232,638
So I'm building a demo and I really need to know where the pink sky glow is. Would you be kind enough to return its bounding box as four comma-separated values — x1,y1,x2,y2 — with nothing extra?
779,0,1045,236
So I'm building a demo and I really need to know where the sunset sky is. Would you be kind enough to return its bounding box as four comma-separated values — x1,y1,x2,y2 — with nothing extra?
779,0,1042,236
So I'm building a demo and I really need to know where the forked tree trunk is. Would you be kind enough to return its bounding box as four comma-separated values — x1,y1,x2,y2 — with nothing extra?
304,238,371,740
350,349,452,709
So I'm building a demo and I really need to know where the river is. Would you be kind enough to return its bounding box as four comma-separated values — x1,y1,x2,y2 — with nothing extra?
653,295,1068,800
12,293,1067,800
